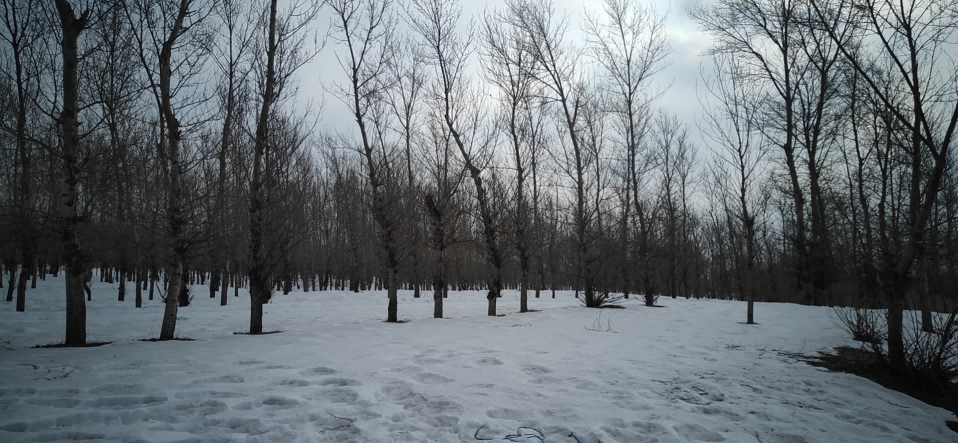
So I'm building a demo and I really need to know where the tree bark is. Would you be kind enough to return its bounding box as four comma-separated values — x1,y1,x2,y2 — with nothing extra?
247,0,279,334
54,0,90,346
157,0,192,340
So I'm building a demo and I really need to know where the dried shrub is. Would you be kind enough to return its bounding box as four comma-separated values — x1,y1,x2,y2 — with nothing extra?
904,309,958,389
834,306,886,356
579,290,625,308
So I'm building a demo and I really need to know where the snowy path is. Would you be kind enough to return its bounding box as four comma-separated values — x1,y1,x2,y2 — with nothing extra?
0,277,954,443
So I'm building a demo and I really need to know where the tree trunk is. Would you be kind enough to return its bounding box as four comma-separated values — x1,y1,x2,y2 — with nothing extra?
157,0,192,341
247,0,278,334
387,269,398,322
210,268,219,299
135,267,143,308
16,263,27,312
886,294,905,373
118,269,126,302
220,260,229,306
919,258,934,333
433,286,443,319
249,283,265,334
149,266,156,301
5,261,14,302
159,262,182,339
55,0,90,346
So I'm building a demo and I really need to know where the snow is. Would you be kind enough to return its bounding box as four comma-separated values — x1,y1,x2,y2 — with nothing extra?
0,275,954,443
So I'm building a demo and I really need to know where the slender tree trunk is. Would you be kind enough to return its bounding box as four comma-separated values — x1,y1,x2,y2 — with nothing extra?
886,273,906,373
55,0,89,346
426,194,446,319
16,262,28,312
247,0,279,334
157,0,192,341
149,266,156,301
5,260,14,302
135,267,143,308
220,259,229,306
118,269,126,302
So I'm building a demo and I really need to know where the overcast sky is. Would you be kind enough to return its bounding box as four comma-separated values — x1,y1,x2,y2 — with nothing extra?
294,0,714,153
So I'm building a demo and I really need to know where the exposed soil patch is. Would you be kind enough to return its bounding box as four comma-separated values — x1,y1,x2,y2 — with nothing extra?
138,337,196,342
806,346,958,433
33,341,112,348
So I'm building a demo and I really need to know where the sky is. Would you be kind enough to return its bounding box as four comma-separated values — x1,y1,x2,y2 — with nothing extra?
293,0,714,154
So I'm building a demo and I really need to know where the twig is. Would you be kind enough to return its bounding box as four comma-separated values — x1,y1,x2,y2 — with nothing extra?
34,367,76,381
319,413,355,433
873,393,910,409
474,424,493,441
585,312,617,333
0,335,15,350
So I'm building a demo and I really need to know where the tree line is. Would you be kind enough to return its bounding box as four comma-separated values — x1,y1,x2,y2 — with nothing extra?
1,0,956,367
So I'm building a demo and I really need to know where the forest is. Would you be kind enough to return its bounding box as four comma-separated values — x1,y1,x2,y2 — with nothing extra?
1,0,956,375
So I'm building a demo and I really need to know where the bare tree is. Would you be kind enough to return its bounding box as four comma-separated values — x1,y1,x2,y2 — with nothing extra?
54,0,92,346
209,0,256,305
385,39,426,298
87,0,144,305
0,0,42,312
583,0,669,300
327,0,404,322
692,0,814,304
480,5,539,312
509,0,601,306
126,0,213,340
407,0,504,316
654,112,696,300
248,0,320,333
419,112,467,317
812,0,958,372
701,54,769,324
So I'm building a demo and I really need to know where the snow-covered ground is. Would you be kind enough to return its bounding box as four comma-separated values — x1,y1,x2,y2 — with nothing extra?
0,275,954,443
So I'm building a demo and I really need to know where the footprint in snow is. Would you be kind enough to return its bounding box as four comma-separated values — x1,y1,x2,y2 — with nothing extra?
23,397,81,408
87,383,142,395
299,366,337,376
174,390,248,400
414,355,447,365
413,372,454,384
673,423,725,442
273,378,311,387
521,364,552,375
316,377,362,387
304,387,359,404
476,357,504,366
